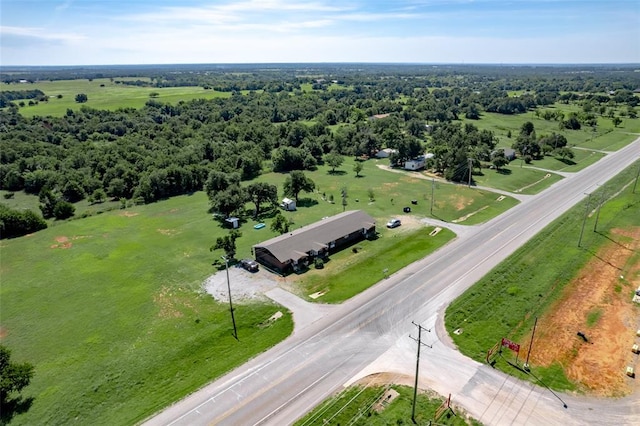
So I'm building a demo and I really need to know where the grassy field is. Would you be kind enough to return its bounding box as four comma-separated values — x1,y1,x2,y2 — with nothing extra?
444,160,640,392
0,193,294,425
467,108,639,154
8,78,233,117
296,226,455,303
255,161,519,230
295,384,480,426
0,159,521,424
472,166,563,194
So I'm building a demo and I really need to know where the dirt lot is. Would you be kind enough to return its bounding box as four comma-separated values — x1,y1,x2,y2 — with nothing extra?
523,227,640,396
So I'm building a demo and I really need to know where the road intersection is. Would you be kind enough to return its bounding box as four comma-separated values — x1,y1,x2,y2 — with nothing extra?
145,138,640,426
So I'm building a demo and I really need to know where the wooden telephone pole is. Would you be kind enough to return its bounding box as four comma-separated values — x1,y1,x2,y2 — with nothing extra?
409,321,432,424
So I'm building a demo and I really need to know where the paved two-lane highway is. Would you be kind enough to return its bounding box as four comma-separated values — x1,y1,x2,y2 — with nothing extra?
145,139,640,426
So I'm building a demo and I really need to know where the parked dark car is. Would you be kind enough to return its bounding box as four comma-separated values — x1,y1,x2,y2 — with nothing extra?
240,259,259,272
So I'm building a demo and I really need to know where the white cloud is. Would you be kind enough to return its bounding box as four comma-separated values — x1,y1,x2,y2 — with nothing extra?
55,0,74,12
123,0,352,24
336,12,422,22
1,0,637,65
0,26,85,42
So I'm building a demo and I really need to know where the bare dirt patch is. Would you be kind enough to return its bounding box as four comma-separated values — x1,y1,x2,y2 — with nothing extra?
524,227,640,396
451,206,489,223
153,286,183,319
157,229,179,236
450,194,473,211
119,211,139,217
51,236,72,249
391,214,423,232
50,235,90,249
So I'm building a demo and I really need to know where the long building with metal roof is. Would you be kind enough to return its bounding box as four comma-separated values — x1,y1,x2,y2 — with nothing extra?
253,210,376,274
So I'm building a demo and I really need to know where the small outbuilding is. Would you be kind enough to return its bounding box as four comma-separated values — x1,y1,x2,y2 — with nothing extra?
404,155,426,171
281,198,296,211
503,148,517,161
225,217,240,229
375,148,397,158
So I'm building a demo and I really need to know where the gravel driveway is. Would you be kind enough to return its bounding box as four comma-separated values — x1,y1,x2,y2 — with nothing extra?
203,266,338,332
203,266,279,302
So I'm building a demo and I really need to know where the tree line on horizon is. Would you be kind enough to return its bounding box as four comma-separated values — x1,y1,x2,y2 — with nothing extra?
0,66,638,239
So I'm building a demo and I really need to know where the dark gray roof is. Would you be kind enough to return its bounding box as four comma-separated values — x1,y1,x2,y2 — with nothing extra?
254,210,375,263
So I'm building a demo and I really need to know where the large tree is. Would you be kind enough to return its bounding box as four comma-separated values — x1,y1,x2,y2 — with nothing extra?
210,184,246,218
1,344,35,423
0,205,47,239
246,182,277,218
325,151,344,172
283,170,315,202
205,171,240,199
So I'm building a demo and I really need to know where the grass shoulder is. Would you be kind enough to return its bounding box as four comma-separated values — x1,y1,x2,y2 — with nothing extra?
295,382,480,426
295,225,456,303
445,161,640,395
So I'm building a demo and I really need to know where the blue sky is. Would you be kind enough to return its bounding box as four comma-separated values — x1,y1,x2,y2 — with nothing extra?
1,0,638,65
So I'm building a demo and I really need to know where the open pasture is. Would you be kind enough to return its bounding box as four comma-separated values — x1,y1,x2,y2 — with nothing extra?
0,159,518,424
9,78,232,117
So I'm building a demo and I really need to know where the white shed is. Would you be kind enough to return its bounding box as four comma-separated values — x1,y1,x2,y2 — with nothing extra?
225,217,240,229
281,198,296,211
375,148,397,158
404,155,426,171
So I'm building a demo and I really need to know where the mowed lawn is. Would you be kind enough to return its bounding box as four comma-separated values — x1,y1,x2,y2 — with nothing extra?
445,161,640,392
0,193,294,425
11,78,233,117
295,384,479,426
254,161,519,230
467,106,638,154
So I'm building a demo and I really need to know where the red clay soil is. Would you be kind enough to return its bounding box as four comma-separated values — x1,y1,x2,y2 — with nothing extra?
522,228,640,396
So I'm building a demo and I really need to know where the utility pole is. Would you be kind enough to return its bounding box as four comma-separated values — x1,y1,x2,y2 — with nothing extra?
410,321,432,424
467,158,473,188
222,256,238,340
593,189,606,232
524,317,538,371
430,179,435,215
633,162,640,194
578,193,591,248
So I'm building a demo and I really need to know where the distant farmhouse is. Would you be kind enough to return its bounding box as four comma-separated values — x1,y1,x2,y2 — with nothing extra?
492,148,517,161
375,148,397,158
253,210,376,274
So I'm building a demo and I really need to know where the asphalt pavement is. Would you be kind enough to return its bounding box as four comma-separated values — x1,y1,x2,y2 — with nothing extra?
144,138,640,426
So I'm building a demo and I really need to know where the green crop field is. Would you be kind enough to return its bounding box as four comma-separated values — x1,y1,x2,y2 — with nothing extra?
9,78,233,117
445,161,640,392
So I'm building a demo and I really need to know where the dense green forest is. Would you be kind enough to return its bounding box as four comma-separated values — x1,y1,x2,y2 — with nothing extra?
1,64,638,238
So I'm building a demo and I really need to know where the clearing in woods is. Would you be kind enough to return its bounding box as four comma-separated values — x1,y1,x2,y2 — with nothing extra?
522,227,640,396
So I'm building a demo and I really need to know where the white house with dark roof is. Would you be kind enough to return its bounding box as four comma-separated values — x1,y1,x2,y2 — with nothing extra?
253,210,376,274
